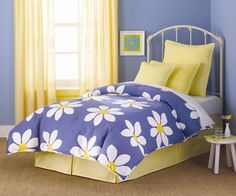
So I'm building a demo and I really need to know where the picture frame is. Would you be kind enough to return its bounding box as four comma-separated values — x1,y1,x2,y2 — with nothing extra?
120,31,145,56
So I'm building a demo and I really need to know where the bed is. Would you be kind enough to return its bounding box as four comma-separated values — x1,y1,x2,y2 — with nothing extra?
6,25,224,183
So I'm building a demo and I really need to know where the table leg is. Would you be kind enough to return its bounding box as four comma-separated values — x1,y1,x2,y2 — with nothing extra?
208,144,215,169
214,144,221,174
226,144,232,167
230,144,236,172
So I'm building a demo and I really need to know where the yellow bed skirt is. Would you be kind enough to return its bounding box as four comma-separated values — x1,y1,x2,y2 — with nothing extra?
35,129,214,183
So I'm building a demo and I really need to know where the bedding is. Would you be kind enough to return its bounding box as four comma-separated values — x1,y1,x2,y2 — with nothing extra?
150,60,200,94
6,82,213,181
190,95,222,115
163,40,215,96
135,61,174,86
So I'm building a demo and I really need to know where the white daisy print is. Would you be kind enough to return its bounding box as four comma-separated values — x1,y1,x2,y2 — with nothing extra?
40,130,62,153
185,103,199,119
147,111,173,148
82,90,110,101
121,120,147,155
8,129,38,153
142,92,160,102
171,110,186,130
107,85,125,95
98,145,131,177
46,101,82,121
84,105,124,126
70,135,101,160
26,107,44,122
113,99,150,109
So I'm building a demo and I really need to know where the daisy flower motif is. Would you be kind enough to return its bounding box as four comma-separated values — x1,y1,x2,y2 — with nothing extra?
82,90,110,101
26,107,44,122
121,120,147,155
171,110,186,130
46,101,82,121
147,111,173,148
185,103,199,119
107,85,125,95
113,99,150,109
98,145,131,178
84,105,124,126
40,130,62,153
142,92,160,102
8,129,38,153
70,135,101,160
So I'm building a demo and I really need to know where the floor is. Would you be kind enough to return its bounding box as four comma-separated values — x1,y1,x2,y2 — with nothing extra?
1,138,236,196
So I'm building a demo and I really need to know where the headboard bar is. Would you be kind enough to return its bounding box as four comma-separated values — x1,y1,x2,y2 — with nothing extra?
147,25,224,110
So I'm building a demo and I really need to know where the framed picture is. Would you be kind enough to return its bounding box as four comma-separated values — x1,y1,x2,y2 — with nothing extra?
120,31,145,56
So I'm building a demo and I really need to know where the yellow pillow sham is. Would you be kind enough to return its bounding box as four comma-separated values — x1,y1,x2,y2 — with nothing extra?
150,61,200,94
163,40,215,96
134,61,174,86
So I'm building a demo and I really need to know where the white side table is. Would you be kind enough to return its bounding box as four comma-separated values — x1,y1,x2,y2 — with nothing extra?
205,135,236,174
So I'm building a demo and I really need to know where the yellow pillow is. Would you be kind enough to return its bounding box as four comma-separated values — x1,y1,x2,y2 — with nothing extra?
151,61,200,94
134,61,174,86
163,40,215,96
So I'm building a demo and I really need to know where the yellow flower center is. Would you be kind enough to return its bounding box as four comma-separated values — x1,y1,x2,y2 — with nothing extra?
107,162,116,173
129,41,134,46
157,123,164,133
59,104,68,110
19,143,28,152
127,100,135,106
83,149,90,159
133,134,138,142
47,144,53,152
99,109,108,115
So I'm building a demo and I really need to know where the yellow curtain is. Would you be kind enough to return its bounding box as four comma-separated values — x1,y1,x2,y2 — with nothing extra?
14,0,56,123
78,0,118,94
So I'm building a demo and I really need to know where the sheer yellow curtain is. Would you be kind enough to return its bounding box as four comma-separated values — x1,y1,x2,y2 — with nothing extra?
14,0,56,123
78,0,118,94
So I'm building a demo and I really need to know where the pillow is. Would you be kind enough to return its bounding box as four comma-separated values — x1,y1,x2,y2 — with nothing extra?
134,61,174,86
163,40,215,96
151,61,200,94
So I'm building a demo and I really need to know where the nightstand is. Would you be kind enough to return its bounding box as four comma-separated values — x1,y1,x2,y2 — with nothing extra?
205,135,236,174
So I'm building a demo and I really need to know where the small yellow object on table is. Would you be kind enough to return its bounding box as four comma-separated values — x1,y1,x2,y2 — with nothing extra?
205,135,236,174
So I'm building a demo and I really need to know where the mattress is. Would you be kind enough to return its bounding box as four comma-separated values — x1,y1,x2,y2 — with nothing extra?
190,95,222,115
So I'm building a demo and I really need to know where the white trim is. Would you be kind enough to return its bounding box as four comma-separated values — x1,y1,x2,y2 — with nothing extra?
0,126,14,138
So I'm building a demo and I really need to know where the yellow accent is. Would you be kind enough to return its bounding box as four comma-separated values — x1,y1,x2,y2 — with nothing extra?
47,145,53,152
151,60,200,94
163,40,215,96
157,124,164,133
59,105,68,110
133,135,138,142
83,149,90,160
56,90,80,102
135,61,174,86
14,0,56,123
15,0,118,122
19,143,28,152
77,0,118,95
107,162,117,173
34,115,221,183
99,110,108,115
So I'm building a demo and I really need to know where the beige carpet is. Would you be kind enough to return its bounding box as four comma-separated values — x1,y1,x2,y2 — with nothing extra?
1,138,236,196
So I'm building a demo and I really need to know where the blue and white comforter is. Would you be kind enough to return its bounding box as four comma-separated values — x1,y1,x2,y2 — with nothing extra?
6,82,213,181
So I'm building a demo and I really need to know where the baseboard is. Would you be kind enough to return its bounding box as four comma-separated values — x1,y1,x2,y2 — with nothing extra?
0,125,14,138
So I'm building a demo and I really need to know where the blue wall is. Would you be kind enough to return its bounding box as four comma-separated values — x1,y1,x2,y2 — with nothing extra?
211,0,236,133
119,0,211,82
0,0,14,125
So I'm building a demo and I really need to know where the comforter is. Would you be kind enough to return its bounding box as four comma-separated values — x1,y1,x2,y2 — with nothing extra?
6,82,213,181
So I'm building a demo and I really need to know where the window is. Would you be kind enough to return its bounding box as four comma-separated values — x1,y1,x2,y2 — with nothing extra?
54,0,79,89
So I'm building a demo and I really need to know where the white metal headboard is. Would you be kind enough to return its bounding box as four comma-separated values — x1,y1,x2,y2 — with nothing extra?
147,25,224,103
